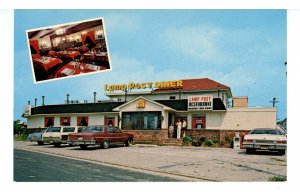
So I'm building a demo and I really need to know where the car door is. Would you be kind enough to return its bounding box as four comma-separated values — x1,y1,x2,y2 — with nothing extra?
113,127,127,142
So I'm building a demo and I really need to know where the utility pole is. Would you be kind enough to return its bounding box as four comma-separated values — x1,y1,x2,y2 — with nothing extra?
269,97,279,107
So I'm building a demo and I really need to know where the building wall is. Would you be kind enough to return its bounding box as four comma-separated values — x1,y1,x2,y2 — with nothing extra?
27,116,45,128
206,108,277,130
118,99,168,129
26,113,118,129
26,107,276,132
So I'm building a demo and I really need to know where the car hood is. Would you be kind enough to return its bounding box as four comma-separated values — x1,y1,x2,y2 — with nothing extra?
245,134,286,141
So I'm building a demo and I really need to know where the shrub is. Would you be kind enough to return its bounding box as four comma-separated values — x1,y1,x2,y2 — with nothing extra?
212,137,220,143
269,176,287,182
199,137,206,143
182,135,193,143
192,139,201,146
204,139,214,146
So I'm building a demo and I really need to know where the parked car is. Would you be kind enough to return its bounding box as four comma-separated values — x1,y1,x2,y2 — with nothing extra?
243,128,287,155
27,129,46,145
42,126,84,147
67,125,134,149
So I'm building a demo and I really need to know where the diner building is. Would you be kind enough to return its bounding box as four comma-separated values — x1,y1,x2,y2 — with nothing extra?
23,78,277,144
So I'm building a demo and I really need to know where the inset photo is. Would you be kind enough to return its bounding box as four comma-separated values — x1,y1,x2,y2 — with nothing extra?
26,17,111,83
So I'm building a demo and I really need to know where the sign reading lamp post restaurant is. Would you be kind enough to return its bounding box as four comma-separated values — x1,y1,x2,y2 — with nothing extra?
188,95,213,110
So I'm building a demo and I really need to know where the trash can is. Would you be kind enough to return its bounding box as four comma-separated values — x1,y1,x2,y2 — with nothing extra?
233,132,241,150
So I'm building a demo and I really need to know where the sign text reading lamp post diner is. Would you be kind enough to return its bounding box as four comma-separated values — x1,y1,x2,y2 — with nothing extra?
104,80,183,92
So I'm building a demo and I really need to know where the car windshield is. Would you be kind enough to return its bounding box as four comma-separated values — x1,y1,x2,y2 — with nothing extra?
250,129,283,135
46,127,61,132
82,126,104,133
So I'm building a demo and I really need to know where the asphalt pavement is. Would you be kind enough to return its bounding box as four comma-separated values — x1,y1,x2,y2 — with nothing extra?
14,141,287,181
14,149,179,182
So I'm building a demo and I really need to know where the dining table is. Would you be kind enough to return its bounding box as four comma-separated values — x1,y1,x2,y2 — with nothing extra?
48,50,81,59
33,56,63,71
54,61,107,78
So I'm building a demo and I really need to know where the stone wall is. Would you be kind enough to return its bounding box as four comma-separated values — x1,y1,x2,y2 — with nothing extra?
123,129,250,147
122,130,168,145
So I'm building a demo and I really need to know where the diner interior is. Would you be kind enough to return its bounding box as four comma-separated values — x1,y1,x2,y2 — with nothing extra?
27,19,110,82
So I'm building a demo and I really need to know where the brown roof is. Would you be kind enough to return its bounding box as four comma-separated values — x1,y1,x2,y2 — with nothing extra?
153,78,230,92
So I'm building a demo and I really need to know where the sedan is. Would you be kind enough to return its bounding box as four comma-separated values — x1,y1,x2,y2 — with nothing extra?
67,125,134,149
243,128,287,155
27,129,46,145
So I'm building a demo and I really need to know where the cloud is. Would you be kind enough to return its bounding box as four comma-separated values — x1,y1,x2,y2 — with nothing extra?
162,25,229,64
104,13,141,34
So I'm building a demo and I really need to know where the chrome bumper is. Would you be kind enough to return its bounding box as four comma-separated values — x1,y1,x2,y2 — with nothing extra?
243,142,286,150
67,140,96,145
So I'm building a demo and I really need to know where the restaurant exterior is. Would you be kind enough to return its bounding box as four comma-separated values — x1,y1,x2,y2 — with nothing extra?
24,78,277,145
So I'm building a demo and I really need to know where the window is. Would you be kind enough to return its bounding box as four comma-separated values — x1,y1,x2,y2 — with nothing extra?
170,96,176,100
109,127,121,133
105,116,115,126
63,127,75,132
192,115,206,129
122,112,162,130
44,117,54,127
46,127,61,132
83,126,104,133
77,116,88,126
60,116,71,126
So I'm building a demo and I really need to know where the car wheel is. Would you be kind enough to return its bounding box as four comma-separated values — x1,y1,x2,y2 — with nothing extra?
125,138,132,147
79,144,87,149
278,150,286,155
37,141,44,145
246,148,253,154
102,140,109,149
54,143,61,147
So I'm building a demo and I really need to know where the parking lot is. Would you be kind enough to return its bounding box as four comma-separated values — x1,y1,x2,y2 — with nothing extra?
14,141,286,181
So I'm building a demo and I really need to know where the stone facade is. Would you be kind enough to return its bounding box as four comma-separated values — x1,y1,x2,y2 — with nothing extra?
122,129,250,148
122,130,168,145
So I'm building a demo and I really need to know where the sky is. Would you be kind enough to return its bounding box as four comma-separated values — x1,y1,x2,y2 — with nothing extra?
14,9,287,121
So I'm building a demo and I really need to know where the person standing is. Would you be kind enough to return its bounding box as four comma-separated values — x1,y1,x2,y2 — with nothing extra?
176,119,182,139
182,120,187,137
169,123,174,138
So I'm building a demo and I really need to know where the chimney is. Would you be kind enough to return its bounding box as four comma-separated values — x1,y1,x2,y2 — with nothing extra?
42,96,45,106
232,97,248,107
93,92,97,103
66,94,70,104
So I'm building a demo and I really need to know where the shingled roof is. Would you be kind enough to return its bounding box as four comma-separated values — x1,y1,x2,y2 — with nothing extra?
27,98,226,116
153,78,231,97
30,102,125,115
